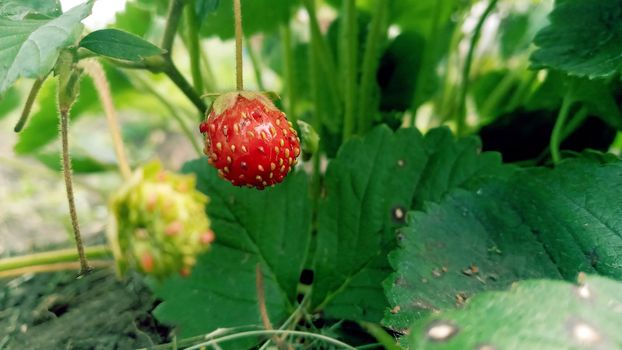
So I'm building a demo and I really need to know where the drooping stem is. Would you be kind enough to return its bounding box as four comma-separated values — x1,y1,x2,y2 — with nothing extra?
357,0,389,134
81,60,132,180
340,0,358,141
185,0,204,94
233,0,244,90
550,93,574,164
60,108,91,276
0,245,110,275
14,75,47,132
456,0,499,136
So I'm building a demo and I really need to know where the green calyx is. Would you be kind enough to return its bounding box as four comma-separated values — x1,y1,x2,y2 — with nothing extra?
296,120,320,161
56,48,82,113
107,160,213,279
206,90,279,116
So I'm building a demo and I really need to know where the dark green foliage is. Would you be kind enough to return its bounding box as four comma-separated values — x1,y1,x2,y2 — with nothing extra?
409,275,622,349
385,156,622,330
152,162,311,337
531,0,622,78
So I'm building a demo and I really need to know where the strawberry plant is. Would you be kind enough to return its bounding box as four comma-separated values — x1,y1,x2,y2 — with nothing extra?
1,0,622,349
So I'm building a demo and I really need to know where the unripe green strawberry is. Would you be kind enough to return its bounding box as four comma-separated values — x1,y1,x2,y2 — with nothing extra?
107,161,213,278
200,91,301,190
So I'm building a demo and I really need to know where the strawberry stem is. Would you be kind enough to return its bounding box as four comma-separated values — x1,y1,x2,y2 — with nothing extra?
234,0,244,90
60,108,92,276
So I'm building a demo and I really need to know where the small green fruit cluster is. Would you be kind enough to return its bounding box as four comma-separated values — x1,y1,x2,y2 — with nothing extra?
108,160,213,278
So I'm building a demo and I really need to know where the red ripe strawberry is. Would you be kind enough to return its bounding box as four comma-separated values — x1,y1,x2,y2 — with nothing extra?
200,92,301,190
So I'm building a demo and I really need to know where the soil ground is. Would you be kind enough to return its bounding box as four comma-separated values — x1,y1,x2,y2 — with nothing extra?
0,268,170,349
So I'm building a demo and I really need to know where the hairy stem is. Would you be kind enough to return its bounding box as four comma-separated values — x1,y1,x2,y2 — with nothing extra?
357,0,389,134
341,0,357,141
233,0,244,90
456,0,499,136
81,60,132,180
185,0,204,94
550,94,574,164
14,75,47,132
60,108,91,276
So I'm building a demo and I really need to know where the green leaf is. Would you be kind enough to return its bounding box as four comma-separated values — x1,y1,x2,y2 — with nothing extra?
199,0,295,39
531,0,622,78
0,0,62,20
385,156,622,330
79,29,164,62
0,1,93,96
409,275,622,349
312,126,508,322
153,160,311,337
